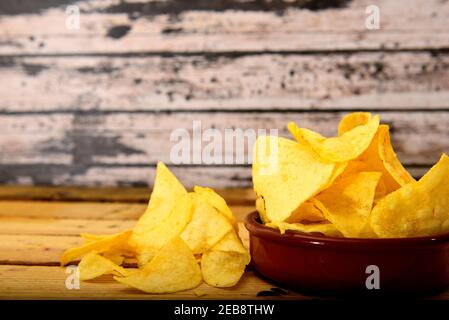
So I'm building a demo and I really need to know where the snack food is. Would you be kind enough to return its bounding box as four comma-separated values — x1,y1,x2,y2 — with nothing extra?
252,135,335,222
61,162,249,293
255,112,449,239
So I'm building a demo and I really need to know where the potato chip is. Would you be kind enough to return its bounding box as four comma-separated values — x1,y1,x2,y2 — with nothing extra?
201,231,250,287
78,252,128,281
321,161,348,190
255,196,269,224
371,154,449,238
313,172,382,238
266,221,342,237
377,125,415,187
80,233,109,243
114,237,202,293
338,112,372,136
62,161,250,293
288,115,379,162
334,160,386,201
193,186,237,228
285,201,325,223
252,135,335,222
180,193,233,254
60,230,132,266
132,193,192,266
102,252,125,265
129,162,193,265
130,162,187,250
356,125,415,193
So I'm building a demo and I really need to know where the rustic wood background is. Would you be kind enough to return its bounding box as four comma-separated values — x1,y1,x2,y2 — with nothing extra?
0,0,448,188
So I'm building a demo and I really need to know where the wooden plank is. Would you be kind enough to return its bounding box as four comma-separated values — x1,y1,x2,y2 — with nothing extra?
0,234,82,265
0,201,146,220
1,52,448,112
0,186,153,203
0,111,446,186
0,267,308,300
1,0,448,54
1,265,449,300
24,165,426,189
0,223,250,265
0,186,256,204
0,201,253,222
2,111,447,166
0,217,135,236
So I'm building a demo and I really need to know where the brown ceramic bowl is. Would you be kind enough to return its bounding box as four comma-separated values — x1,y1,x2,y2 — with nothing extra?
245,212,449,296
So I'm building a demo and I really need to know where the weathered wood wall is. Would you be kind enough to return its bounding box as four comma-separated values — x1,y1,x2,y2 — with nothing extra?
0,0,448,188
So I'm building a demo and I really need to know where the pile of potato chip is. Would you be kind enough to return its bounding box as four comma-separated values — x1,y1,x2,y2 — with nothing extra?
61,162,250,293
253,112,449,238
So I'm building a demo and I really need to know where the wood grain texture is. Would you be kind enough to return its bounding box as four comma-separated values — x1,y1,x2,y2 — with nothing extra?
0,222,249,265
0,217,135,236
0,0,448,188
0,228,248,266
0,196,446,300
0,201,253,221
0,234,82,265
0,111,444,186
0,267,306,300
0,186,256,204
0,0,448,54
1,52,448,112
0,201,146,220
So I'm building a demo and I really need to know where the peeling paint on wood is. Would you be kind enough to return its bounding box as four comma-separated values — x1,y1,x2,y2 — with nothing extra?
0,0,448,54
0,53,448,112
0,111,446,187
0,0,448,187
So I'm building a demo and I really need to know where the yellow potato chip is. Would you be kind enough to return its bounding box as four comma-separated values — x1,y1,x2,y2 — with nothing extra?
377,125,415,187
320,161,348,190
288,115,379,162
132,193,193,266
201,231,250,287
356,125,415,193
193,186,237,228
374,177,387,202
255,196,269,224
130,162,186,233
78,252,128,281
201,251,249,288
338,112,373,136
313,172,382,238
80,233,109,243
129,162,193,265
371,154,449,238
252,135,335,222
285,201,325,223
114,237,202,293
266,221,342,237
180,193,233,254
102,252,125,265
60,230,132,266
334,161,386,201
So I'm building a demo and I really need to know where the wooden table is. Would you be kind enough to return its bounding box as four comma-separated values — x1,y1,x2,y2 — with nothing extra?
0,186,448,300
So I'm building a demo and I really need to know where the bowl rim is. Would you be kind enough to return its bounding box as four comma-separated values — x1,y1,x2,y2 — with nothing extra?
244,211,449,249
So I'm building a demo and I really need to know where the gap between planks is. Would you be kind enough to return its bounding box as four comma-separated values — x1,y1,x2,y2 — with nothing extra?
0,186,256,204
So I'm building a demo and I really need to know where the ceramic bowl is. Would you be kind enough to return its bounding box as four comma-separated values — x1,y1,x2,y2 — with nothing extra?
245,211,449,296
